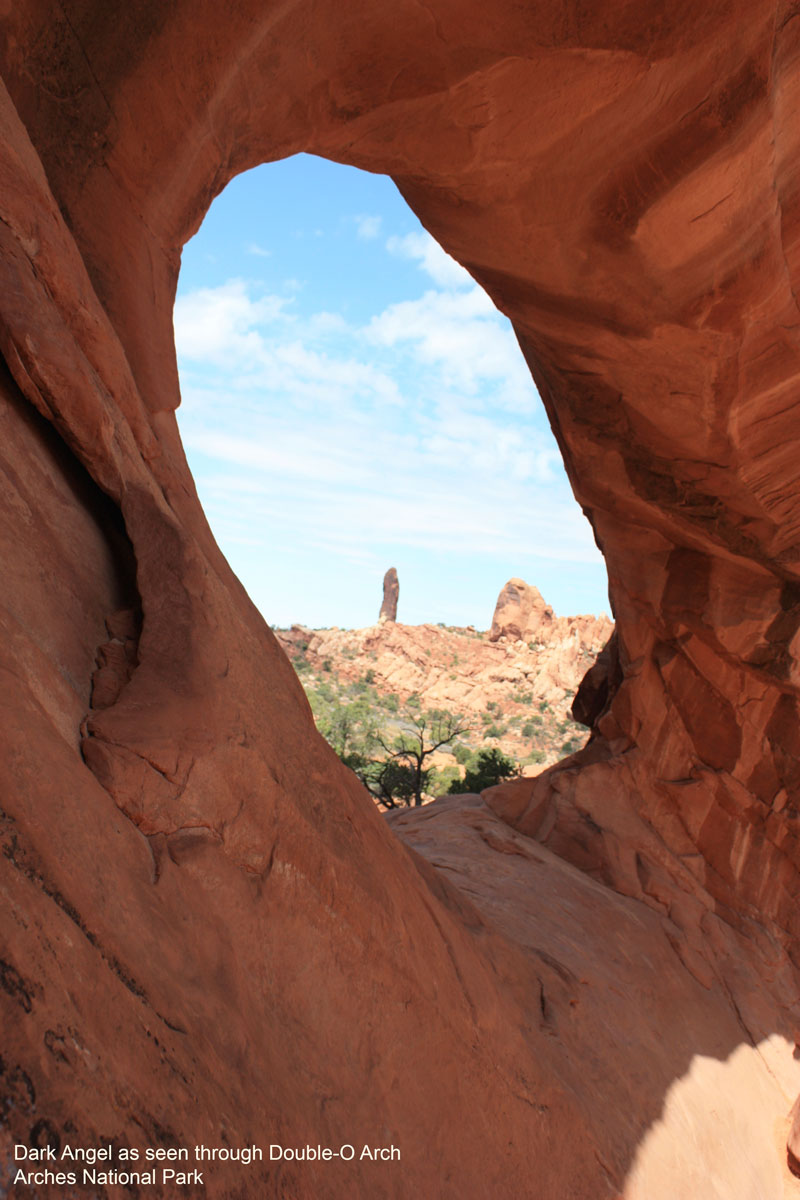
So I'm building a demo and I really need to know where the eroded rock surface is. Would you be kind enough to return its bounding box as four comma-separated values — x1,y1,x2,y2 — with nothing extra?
1,1,799,1196
379,567,399,623
275,606,612,771
490,577,555,642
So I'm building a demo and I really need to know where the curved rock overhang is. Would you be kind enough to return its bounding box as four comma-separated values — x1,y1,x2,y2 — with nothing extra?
0,2,799,1196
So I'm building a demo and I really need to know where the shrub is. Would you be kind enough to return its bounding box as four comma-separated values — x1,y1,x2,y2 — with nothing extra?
427,765,461,795
450,748,517,793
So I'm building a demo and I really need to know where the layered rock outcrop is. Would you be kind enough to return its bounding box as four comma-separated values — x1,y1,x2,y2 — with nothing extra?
276,608,611,772
1,2,800,1197
489,577,555,641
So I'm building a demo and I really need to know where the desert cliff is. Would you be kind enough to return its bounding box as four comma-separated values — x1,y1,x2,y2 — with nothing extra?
1,2,800,1197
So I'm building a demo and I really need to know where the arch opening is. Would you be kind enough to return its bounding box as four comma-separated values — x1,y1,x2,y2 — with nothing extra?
173,151,612,804
3,4,800,1193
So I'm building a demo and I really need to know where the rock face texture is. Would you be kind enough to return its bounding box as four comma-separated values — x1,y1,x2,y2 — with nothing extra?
379,567,399,623
276,608,611,773
489,577,556,641
280,606,611,712
1,2,800,1197
571,629,622,732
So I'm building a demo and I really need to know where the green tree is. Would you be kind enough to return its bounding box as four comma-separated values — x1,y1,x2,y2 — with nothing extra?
310,694,377,762
450,747,517,794
375,708,470,806
360,758,421,809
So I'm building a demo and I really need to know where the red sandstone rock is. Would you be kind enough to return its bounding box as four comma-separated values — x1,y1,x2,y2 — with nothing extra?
489,577,555,642
0,2,799,1196
379,567,399,623
275,610,612,770
572,630,621,731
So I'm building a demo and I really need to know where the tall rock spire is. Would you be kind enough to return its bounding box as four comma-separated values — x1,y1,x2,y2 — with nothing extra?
379,567,399,623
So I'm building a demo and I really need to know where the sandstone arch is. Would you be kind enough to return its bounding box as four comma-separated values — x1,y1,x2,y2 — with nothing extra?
1,2,799,1195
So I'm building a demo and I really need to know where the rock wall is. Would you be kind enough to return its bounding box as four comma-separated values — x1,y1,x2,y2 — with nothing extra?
1,2,799,1196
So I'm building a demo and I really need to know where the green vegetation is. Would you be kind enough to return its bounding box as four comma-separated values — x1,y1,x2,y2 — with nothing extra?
289,633,589,808
306,670,470,807
370,708,470,807
450,748,517,793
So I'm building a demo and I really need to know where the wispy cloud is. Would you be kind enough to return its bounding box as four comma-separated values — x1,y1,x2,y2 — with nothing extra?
355,214,382,239
174,230,604,613
246,241,271,257
386,230,473,290
173,279,288,361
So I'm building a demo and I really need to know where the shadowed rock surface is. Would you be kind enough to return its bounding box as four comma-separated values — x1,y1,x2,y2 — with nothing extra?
572,629,622,732
1,2,800,1196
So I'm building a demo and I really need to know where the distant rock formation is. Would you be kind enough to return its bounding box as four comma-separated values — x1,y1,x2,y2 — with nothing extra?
275,609,613,771
489,578,554,642
379,567,399,623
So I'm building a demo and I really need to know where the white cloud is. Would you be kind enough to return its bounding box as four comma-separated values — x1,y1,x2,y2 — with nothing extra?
174,253,603,616
246,242,271,257
186,453,597,565
173,279,288,361
174,280,402,409
386,230,473,290
179,365,594,572
367,286,534,405
355,214,382,239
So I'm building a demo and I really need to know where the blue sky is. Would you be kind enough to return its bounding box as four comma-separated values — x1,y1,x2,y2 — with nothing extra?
174,153,609,629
